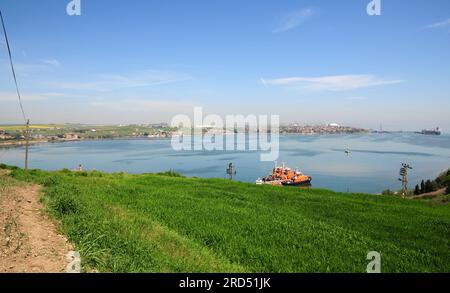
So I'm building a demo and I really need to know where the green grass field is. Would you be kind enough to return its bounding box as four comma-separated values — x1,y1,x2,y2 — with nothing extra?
2,165,449,273
0,124,64,131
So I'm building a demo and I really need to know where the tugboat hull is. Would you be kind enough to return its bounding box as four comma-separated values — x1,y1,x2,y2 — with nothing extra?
281,179,312,186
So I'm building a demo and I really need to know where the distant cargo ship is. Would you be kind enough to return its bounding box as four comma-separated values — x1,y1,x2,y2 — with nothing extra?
421,127,441,135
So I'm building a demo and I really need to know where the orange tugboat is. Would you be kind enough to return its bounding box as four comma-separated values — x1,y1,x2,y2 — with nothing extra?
256,162,312,186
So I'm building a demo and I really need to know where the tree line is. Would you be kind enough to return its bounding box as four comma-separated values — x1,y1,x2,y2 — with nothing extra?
414,169,450,196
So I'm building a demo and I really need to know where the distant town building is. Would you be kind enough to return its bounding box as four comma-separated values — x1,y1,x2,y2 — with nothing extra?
280,124,367,135
63,133,79,141
0,133,13,140
328,123,340,127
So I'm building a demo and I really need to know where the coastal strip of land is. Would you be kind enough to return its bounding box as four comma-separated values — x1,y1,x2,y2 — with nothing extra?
0,123,370,147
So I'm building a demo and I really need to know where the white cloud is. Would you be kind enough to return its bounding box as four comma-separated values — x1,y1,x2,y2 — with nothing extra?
41,92,87,99
0,91,84,101
261,74,404,91
273,8,314,33
424,18,450,29
0,91,49,101
91,98,194,113
40,59,61,66
0,60,58,78
0,59,60,79
345,96,368,101
2,62,45,74
52,70,191,91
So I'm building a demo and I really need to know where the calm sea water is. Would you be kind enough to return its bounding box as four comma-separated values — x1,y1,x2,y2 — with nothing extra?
1,133,449,194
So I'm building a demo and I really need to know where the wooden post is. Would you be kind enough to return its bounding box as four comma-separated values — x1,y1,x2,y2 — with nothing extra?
25,119,29,170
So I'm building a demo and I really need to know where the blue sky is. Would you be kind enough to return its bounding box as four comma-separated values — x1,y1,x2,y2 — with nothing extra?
0,0,449,130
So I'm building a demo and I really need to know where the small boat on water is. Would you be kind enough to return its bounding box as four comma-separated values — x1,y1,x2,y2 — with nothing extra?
256,162,312,186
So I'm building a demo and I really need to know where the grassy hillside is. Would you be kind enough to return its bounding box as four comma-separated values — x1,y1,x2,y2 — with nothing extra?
1,165,449,273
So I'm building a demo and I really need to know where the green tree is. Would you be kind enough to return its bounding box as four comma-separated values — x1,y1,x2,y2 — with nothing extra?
414,185,420,195
382,189,394,196
430,181,439,192
420,180,425,193
435,177,443,188
424,180,433,193
446,185,450,195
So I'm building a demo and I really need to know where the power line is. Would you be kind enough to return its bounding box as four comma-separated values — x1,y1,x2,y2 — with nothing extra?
1,9,30,170
0,9,27,122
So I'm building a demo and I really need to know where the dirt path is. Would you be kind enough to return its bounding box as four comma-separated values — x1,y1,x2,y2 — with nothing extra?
413,188,447,199
0,172,73,273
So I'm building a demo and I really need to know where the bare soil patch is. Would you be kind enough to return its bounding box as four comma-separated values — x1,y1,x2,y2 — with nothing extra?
0,176,73,273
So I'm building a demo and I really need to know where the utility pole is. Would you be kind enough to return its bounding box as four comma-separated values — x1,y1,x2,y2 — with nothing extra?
398,163,412,198
345,147,351,192
25,119,30,170
226,162,236,180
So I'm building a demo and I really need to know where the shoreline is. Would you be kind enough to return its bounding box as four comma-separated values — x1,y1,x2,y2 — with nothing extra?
0,131,408,149
0,131,442,149
0,136,173,148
